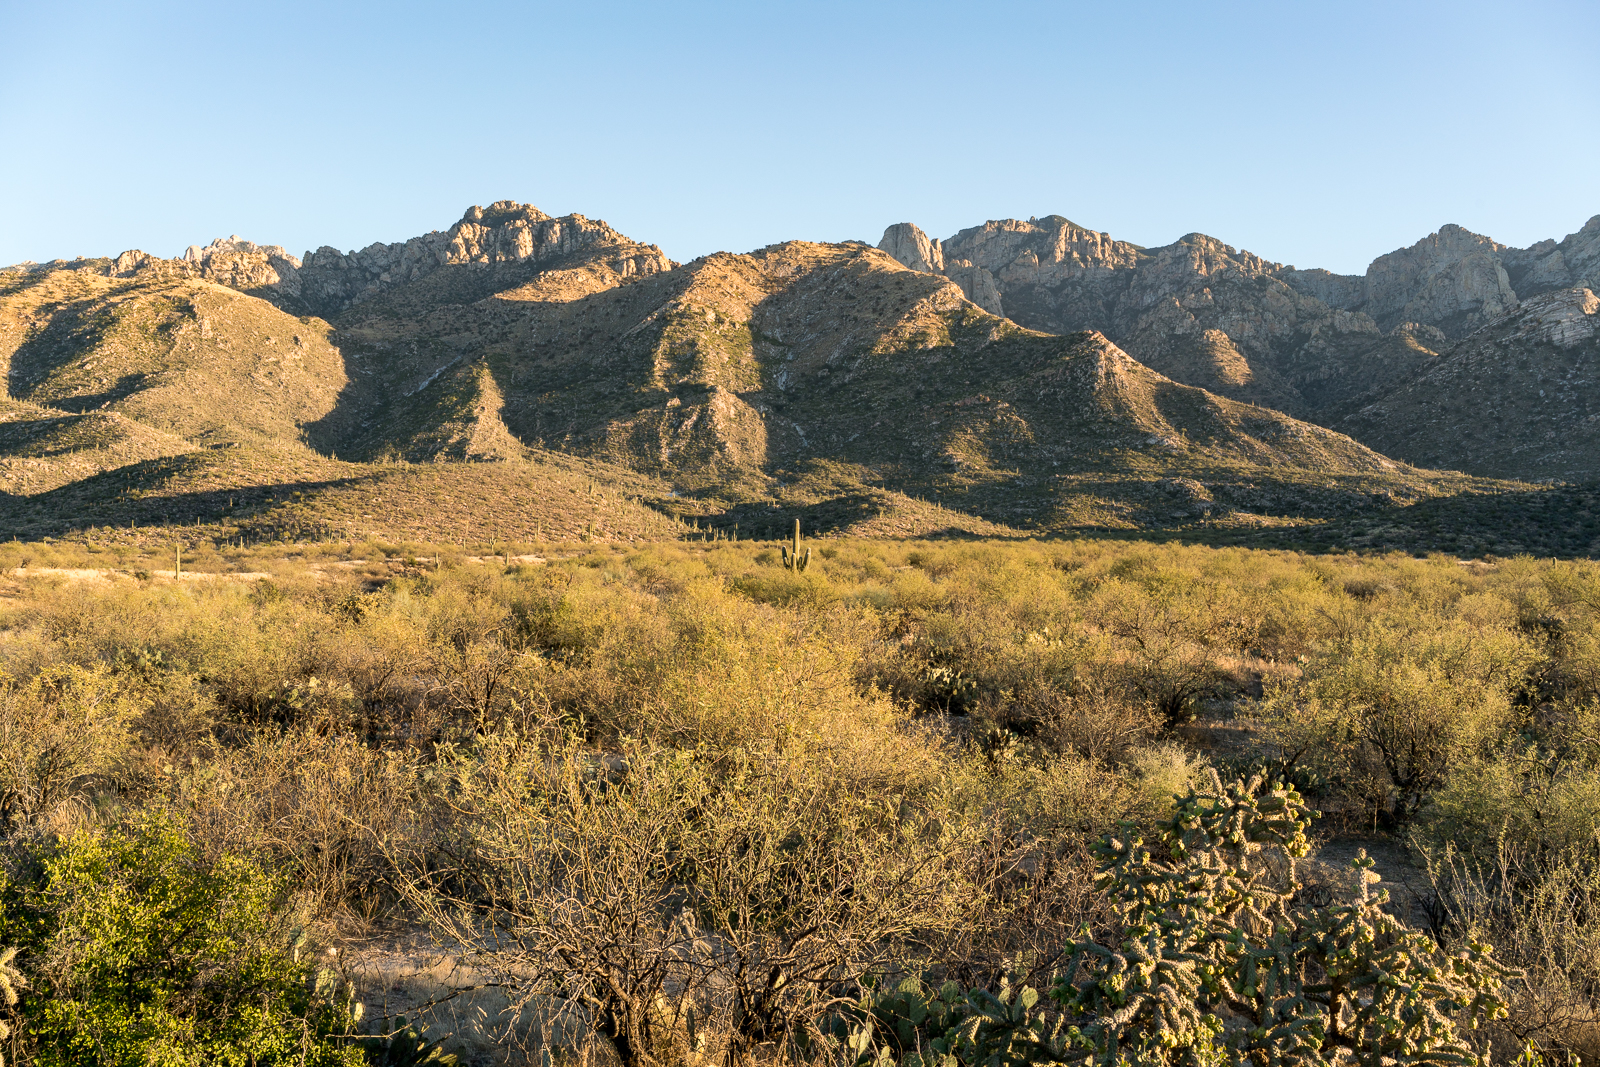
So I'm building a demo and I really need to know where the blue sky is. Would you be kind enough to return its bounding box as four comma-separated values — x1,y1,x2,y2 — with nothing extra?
1,0,1595,275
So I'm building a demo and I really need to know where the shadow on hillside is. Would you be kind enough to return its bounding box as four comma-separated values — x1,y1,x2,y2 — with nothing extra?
48,373,153,414
0,464,380,540
1122,484,1597,560
694,483,1597,561
7,296,120,404
297,254,678,461
708,494,889,539
3,449,1592,561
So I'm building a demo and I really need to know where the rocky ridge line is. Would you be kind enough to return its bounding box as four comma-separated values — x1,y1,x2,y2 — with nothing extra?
94,201,674,317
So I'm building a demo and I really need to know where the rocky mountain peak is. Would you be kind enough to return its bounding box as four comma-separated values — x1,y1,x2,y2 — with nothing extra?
878,222,944,274
180,235,302,268
463,200,552,226
89,202,673,318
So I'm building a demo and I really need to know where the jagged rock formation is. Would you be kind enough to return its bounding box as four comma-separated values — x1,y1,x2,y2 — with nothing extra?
878,222,944,274
98,201,674,318
287,201,673,316
1342,288,1600,481
877,213,1600,447
877,218,1380,418
1284,216,1600,335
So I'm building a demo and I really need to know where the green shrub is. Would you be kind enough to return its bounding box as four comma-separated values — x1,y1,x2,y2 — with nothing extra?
832,773,1516,1067
8,816,361,1067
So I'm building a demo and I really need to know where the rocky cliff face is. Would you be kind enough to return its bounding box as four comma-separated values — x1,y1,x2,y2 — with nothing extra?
1277,217,1600,337
879,212,1600,450
100,201,674,319
1504,215,1600,299
877,217,1378,418
1341,287,1600,481
1278,224,1519,336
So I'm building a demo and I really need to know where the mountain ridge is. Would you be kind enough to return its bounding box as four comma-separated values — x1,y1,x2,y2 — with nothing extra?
877,212,1600,482
1,200,1593,556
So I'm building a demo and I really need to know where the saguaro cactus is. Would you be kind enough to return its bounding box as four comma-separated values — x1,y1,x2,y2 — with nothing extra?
781,519,810,572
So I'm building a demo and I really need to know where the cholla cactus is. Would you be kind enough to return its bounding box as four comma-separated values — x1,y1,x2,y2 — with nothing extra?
0,944,23,1066
1051,771,1514,1067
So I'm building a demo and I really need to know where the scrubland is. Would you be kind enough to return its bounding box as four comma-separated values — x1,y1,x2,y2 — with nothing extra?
0,535,1594,1067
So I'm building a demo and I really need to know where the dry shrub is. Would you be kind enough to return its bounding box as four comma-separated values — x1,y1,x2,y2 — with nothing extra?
398,731,977,1067
167,727,428,921
0,664,138,827
1029,672,1157,766
1086,577,1256,728
1425,839,1600,1065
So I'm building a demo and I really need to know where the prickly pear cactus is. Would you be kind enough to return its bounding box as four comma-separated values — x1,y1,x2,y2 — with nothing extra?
1050,771,1514,1067
833,975,1067,1067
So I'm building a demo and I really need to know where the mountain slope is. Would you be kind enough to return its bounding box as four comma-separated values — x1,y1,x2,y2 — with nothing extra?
1342,288,1600,481
0,201,1561,549
286,230,1478,531
877,217,1440,421
0,264,347,450
877,212,1599,484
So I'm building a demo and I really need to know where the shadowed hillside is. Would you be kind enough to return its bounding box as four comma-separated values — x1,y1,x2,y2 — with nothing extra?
0,201,1586,554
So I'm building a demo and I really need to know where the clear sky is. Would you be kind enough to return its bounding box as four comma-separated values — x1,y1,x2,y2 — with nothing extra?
1,0,1595,276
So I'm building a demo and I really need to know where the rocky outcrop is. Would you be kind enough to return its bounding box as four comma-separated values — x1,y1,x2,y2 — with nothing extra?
1503,215,1600,298
1351,225,1518,334
108,202,674,318
293,201,672,315
876,223,1004,313
943,263,1004,315
1278,218,1600,339
1341,287,1600,481
178,236,305,300
878,223,944,274
110,249,164,277
878,217,1380,418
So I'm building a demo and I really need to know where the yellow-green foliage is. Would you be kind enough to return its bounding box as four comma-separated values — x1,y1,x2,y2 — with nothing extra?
0,665,137,827
11,815,361,1067
0,537,1593,1063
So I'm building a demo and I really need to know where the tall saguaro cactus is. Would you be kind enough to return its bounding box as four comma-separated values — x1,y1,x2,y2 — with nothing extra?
781,519,810,573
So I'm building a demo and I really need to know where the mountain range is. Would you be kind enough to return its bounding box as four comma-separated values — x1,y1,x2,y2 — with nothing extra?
1,201,1595,556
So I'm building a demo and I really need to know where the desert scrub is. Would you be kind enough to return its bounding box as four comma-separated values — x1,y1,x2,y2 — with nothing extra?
165,727,432,922
830,773,1515,1067
1262,614,1538,824
395,730,980,1067
0,664,138,827
1423,838,1600,1064
0,538,1588,1060
3,815,361,1067
1051,772,1514,1067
